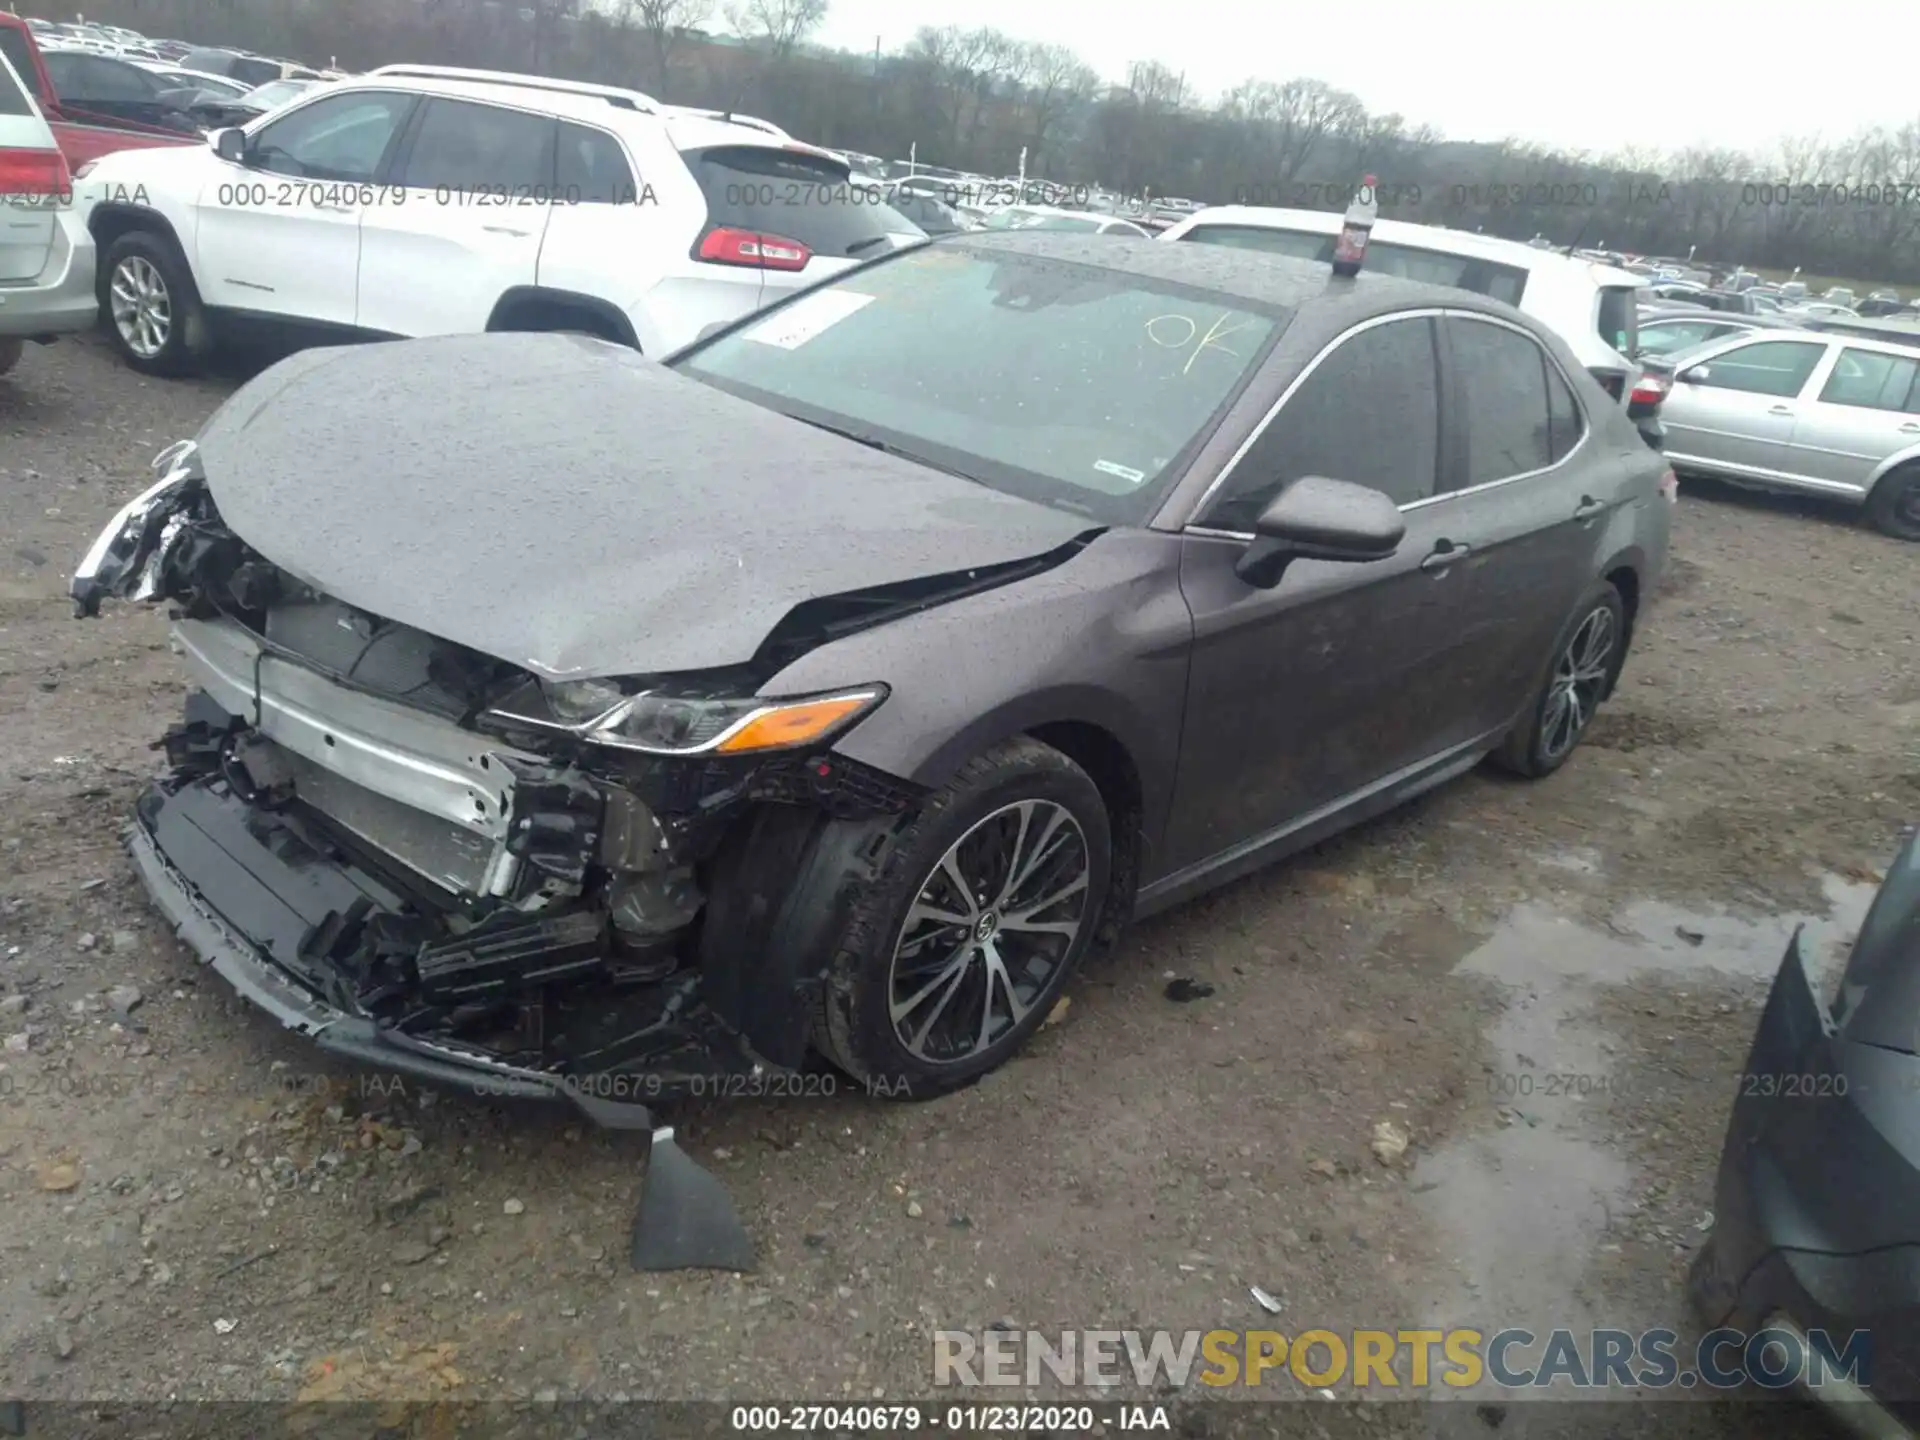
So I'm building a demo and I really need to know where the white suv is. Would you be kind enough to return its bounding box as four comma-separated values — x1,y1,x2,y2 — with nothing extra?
0,49,96,377
74,64,923,375
1156,206,1649,404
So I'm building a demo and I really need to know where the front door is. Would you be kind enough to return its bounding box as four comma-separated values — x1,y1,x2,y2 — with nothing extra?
1661,337,1828,477
1165,312,1486,874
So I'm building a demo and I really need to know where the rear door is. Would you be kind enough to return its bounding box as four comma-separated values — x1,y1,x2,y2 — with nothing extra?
1780,345,1920,492
1432,312,1613,733
0,48,57,283
355,96,554,337
1660,336,1829,476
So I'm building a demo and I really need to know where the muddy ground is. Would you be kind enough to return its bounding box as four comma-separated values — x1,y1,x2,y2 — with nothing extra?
1,335,1915,1438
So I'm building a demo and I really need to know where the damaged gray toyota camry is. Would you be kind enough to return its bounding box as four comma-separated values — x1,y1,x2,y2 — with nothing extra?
71,232,1671,1266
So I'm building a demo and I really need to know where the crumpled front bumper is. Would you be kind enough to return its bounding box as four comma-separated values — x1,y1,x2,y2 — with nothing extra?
128,767,766,1125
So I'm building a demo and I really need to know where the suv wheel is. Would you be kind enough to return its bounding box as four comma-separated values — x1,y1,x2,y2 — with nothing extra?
812,738,1111,1097
101,232,208,376
1864,464,1920,542
1491,580,1627,779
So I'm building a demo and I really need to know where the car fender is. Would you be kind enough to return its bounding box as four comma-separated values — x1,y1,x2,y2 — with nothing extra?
1864,442,1920,494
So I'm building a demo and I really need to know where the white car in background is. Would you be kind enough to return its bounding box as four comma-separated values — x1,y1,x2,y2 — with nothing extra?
0,48,97,376
1156,205,1651,406
73,63,925,375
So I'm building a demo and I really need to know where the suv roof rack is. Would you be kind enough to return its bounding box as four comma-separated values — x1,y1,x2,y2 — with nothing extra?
664,106,787,137
366,64,660,113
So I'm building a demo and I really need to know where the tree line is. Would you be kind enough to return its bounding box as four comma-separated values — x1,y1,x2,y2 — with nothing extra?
58,0,1920,283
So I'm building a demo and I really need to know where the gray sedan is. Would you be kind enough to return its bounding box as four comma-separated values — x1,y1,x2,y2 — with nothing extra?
68,237,1672,1260
1653,327,1920,536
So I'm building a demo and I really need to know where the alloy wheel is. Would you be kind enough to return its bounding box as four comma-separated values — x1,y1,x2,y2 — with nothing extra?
887,799,1091,1065
109,255,172,359
1540,605,1616,762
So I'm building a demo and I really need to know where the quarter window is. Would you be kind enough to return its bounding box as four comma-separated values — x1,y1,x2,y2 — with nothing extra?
1685,340,1825,398
1202,315,1441,529
556,123,636,204
1449,317,1555,486
1820,348,1920,412
1545,353,1584,463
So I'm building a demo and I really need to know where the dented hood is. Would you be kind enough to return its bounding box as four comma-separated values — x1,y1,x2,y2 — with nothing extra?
189,333,1092,680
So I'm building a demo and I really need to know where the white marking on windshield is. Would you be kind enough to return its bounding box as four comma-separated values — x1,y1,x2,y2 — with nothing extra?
742,290,875,349
1145,312,1256,374
1093,460,1147,485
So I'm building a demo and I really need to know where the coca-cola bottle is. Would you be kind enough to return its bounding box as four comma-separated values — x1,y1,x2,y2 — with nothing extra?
1331,175,1379,277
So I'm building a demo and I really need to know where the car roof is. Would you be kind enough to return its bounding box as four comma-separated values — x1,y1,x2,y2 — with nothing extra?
950,230,1532,323
1174,205,1649,289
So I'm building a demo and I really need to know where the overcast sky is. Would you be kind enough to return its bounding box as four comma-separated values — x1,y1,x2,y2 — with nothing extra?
805,0,1918,157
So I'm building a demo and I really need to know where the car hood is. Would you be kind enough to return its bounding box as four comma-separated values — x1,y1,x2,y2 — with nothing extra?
189,333,1094,680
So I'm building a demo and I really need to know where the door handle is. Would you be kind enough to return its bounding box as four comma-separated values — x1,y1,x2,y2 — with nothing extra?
1900,422,1920,434
313,204,355,214
1419,541,1470,572
1573,495,1606,522
483,224,532,237
1767,404,1794,415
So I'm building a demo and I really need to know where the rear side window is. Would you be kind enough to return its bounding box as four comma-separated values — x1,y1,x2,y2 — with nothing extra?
689,145,918,258
1448,317,1555,486
397,98,555,194
556,123,636,204
1205,315,1441,527
0,29,39,111
1597,285,1639,357
1821,348,1920,412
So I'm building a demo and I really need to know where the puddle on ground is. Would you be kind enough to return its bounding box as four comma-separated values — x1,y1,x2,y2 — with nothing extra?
1411,874,1878,1341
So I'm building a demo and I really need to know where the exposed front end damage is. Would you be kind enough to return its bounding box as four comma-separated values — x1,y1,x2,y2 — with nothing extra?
73,443,938,1269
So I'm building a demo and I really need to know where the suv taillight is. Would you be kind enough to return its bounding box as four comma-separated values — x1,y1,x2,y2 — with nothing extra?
1630,373,1670,407
0,146,72,200
696,226,810,272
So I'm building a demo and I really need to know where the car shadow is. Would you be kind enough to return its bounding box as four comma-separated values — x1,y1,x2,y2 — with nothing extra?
1675,472,1866,533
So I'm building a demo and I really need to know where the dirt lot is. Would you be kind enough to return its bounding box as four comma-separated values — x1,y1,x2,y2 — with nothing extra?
1,334,1915,1437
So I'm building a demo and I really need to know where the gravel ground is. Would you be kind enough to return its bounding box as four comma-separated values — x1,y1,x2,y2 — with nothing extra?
2,334,1916,1437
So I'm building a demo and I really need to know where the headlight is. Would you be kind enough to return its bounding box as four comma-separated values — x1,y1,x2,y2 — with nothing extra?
487,680,886,758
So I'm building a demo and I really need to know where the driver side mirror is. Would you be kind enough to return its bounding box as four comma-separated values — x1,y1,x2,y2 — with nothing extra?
1678,364,1709,383
1233,475,1406,589
210,127,247,163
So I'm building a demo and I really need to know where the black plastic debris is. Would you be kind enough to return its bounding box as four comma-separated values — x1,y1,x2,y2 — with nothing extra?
1164,978,1215,1003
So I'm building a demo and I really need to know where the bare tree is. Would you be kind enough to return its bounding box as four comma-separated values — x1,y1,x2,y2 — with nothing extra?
1008,41,1098,168
621,0,715,95
725,0,828,62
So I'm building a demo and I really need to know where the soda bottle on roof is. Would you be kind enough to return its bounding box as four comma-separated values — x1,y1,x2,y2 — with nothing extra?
1331,175,1378,278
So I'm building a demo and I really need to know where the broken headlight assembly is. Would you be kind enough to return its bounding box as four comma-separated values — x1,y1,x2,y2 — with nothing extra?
481,679,888,757
70,438,202,617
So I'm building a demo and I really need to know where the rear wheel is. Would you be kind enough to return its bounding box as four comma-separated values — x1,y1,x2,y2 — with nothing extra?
1491,580,1627,779
101,231,209,377
0,338,21,376
812,737,1111,1097
1864,464,1920,541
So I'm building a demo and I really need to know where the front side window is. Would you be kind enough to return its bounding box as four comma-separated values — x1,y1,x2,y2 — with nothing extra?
1687,339,1825,398
396,98,555,193
1202,315,1441,528
1449,317,1555,485
249,90,414,182
1820,348,1920,411
674,244,1287,525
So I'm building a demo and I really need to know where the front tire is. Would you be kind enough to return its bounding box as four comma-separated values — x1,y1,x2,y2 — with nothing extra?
812,737,1111,1097
1491,580,1627,778
101,231,209,377
1864,464,1920,542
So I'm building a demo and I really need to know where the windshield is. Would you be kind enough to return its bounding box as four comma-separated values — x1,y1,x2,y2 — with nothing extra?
671,244,1286,524
241,78,311,108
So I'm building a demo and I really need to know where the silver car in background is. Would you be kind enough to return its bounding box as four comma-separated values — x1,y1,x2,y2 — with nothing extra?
1653,328,1920,538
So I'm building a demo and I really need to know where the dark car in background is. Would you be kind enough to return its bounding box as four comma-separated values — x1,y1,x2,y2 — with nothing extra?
70,239,1672,1243
1693,826,1920,1431
37,48,204,135
176,47,295,88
